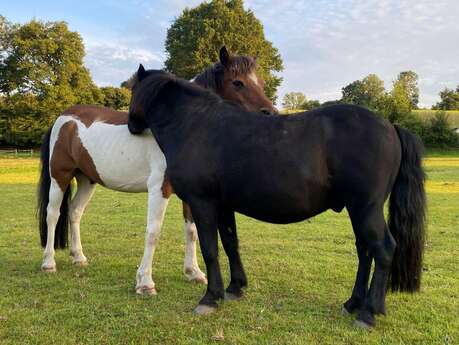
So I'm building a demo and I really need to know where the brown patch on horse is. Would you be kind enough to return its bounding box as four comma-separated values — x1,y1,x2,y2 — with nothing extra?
161,174,174,198
182,203,194,223
50,121,103,191
63,105,128,127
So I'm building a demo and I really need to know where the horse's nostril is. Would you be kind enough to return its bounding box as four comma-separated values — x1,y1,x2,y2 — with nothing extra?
260,108,272,115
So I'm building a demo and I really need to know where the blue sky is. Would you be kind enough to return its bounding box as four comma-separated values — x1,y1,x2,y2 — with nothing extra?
3,0,459,107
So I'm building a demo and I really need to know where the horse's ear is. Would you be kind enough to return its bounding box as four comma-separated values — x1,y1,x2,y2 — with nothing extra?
137,64,147,82
219,46,230,67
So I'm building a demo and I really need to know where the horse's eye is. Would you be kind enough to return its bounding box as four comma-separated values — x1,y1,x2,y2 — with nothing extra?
232,80,244,88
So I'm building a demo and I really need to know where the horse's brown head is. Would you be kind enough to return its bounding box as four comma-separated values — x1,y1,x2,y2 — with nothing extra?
194,47,277,115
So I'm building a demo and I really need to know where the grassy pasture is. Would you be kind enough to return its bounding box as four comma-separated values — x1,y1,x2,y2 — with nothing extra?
0,154,458,344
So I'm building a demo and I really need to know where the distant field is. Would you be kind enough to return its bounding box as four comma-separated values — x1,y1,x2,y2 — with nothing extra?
281,108,459,128
413,109,459,128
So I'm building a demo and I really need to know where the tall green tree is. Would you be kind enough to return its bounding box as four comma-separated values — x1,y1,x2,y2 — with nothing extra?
341,74,385,109
433,86,459,110
0,17,102,145
282,91,320,111
282,92,306,110
100,86,131,110
164,0,283,102
396,71,419,109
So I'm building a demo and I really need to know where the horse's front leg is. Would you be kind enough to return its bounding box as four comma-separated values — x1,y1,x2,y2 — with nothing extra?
135,185,169,295
190,200,224,315
218,208,247,300
182,202,207,284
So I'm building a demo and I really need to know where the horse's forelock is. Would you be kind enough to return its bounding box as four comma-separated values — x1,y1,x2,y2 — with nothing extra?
226,55,257,78
194,55,257,92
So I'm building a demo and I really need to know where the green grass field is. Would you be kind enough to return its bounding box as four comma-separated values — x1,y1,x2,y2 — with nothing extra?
0,155,458,344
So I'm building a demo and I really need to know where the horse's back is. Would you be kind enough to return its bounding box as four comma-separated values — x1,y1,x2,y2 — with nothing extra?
50,106,165,192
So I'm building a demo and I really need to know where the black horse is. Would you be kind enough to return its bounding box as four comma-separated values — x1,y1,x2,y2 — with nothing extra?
127,67,426,328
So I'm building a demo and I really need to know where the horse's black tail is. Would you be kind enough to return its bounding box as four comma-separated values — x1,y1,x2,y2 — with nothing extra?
388,125,426,292
38,127,70,249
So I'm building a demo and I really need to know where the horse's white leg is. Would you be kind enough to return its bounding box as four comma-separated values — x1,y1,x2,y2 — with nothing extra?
183,221,207,284
136,186,169,295
42,179,65,272
69,174,96,266
182,203,207,284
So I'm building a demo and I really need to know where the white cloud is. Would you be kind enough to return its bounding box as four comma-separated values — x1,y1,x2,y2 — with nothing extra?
246,0,459,107
84,41,163,86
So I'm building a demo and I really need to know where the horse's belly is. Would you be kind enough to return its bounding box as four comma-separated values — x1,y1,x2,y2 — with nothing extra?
224,176,331,224
76,122,166,192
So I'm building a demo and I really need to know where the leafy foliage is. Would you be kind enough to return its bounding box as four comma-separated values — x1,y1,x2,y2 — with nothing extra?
164,0,283,102
100,87,131,110
422,111,458,147
282,92,320,112
396,71,419,109
341,74,385,110
433,86,459,110
282,92,306,110
0,17,102,146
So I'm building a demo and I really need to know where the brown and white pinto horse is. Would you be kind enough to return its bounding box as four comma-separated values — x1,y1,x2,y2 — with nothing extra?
37,47,275,295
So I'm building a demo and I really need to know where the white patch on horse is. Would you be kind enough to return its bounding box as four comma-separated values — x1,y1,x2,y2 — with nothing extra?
248,72,259,86
61,115,165,192
183,220,207,284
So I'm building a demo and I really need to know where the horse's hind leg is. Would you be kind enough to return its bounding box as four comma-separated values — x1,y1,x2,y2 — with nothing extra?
69,174,96,266
182,203,207,284
348,203,396,328
42,179,66,272
343,237,372,314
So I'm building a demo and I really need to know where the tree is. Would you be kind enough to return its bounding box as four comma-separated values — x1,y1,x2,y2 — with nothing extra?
396,71,419,109
301,99,321,111
100,86,131,110
282,92,306,110
282,92,321,111
164,0,283,102
433,86,459,110
341,74,385,110
375,80,411,123
0,17,102,146
423,111,458,147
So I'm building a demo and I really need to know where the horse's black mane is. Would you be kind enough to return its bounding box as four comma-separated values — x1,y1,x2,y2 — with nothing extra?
127,55,257,93
130,69,221,116
193,56,257,92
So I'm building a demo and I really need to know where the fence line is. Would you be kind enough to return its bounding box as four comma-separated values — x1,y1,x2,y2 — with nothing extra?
0,148,35,157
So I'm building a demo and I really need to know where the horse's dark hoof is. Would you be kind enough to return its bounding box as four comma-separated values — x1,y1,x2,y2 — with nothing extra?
341,306,351,315
224,291,243,301
193,304,217,315
356,310,375,329
354,319,373,329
